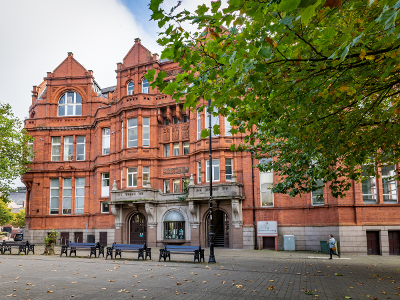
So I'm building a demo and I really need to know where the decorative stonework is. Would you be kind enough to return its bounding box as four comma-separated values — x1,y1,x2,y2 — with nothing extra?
163,167,190,175
127,149,138,153
166,69,184,77
181,124,189,139
225,139,233,143
172,126,179,140
163,128,170,142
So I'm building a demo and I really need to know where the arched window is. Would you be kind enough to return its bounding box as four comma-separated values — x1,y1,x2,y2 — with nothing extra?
142,78,149,94
164,211,185,240
127,81,134,95
58,91,82,116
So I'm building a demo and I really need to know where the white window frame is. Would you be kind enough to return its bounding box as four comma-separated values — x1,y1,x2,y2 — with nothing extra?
102,128,110,155
101,173,110,197
225,158,232,181
362,165,377,204
76,136,85,161
206,107,219,137
51,137,61,161
260,158,274,207
75,178,85,214
164,179,171,193
64,136,73,161
127,81,134,95
183,142,189,155
62,178,72,215
58,91,82,116
173,179,180,193
143,117,150,147
142,166,150,185
50,178,59,215
101,201,109,213
127,118,138,147
173,143,179,156
206,159,220,182
311,179,325,206
197,161,201,184
27,141,33,161
197,109,202,140
164,144,170,157
225,116,232,136
127,167,138,187
382,165,398,203
142,78,149,94
121,121,124,149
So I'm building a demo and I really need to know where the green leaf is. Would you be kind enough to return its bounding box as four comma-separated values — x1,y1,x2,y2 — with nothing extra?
279,0,301,11
163,81,179,95
279,17,294,28
144,69,156,82
298,0,318,8
301,4,316,26
200,129,209,139
211,0,221,13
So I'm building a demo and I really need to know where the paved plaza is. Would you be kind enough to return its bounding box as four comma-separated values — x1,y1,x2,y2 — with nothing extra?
0,246,399,299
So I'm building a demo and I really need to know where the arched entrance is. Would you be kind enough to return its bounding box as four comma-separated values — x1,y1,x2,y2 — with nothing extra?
206,210,229,248
129,213,147,244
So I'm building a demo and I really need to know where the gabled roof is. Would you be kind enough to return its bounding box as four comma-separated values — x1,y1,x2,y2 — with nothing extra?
52,53,88,77
123,38,153,67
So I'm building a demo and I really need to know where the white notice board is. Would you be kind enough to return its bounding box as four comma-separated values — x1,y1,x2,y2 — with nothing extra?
257,221,278,237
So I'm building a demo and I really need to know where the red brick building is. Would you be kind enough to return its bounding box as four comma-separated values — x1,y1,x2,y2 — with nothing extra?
22,39,400,255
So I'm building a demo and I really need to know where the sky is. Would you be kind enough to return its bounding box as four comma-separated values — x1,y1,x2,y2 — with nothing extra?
0,0,210,187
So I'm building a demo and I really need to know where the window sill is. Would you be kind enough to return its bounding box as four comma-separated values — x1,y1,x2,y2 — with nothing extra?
161,240,187,244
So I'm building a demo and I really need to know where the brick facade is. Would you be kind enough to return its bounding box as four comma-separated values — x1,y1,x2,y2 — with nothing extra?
22,39,400,255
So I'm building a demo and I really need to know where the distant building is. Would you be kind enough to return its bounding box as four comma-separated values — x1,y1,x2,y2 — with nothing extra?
8,188,26,213
22,39,400,255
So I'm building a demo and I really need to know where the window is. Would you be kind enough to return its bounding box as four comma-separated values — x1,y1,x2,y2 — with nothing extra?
143,167,150,184
142,78,149,94
206,107,219,137
121,121,124,149
127,167,138,187
173,116,179,124
183,142,189,155
362,165,377,203
173,143,179,156
75,178,85,214
27,141,33,161
197,109,202,140
164,211,185,240
164,144,170,157
225,158,232,181
206,159,220,182
101,201,109,213
197,161,201,183
173,179,180,193
102,173,109,197
76,136,85,160
260,158,273,207
63,178,72,215
127,118,138,147
127,81,134,95
382,165,398,203
64,136,73,161
58,91,82,116
311,179,324,205
103,128,110,154
50,178,59,215
143,117,150,147
225,116,232,136
182,115,189,122
164,180,170,193
51,137,61,161
163,118,170,125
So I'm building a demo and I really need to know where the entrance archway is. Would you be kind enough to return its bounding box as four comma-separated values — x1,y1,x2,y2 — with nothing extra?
129,213,147,244
206,210,229,248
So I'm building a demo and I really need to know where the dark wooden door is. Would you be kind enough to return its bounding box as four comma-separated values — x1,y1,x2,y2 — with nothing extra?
130,213,147,244
74,232,83,243
99,232,108,246
263,237,275,249
224,213,229,248
60,232,69,245
389,231,400,255
367,231,380,255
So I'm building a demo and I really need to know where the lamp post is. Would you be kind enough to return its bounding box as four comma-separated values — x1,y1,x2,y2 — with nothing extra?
208,98,216,263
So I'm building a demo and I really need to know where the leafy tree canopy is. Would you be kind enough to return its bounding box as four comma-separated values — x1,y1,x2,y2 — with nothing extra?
147,0,400,198
0,200,14,227
0,103,33,203
12,208,25,229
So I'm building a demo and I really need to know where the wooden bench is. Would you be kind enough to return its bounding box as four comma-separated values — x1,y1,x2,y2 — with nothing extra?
1,241,35,255
60,242,104,258
159,244,204,263
106,243,151,260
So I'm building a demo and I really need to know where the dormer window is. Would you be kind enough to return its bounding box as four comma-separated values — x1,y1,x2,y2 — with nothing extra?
58,91,82,116
142,78,149,94
127,82,134,95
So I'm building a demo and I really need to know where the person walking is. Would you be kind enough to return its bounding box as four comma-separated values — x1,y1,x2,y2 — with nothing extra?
328,234,340,259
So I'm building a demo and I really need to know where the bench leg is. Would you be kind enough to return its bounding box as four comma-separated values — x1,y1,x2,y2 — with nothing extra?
90,247,96,258
60,246,68,257
138,249,144,260
145,248,151,260
70,248,76,256
98,246,104,257
28,245,35,255
106,247,113,260
115,249,122,259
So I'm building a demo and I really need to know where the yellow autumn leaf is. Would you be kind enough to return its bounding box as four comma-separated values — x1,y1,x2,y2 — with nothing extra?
359,49,366,60
340,86,349,92
273,41,277,47
365,55,375,60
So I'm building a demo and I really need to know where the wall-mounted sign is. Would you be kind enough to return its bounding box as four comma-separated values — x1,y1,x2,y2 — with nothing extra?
257,221,278,237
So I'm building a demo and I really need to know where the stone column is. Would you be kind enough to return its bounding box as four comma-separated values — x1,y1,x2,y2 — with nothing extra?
145,203,157,247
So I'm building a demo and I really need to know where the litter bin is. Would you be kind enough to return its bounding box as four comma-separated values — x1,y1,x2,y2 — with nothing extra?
87,235,95,243
283,235,295,251
320,241,329,254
